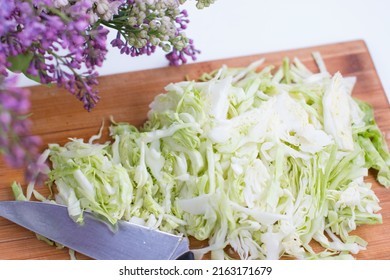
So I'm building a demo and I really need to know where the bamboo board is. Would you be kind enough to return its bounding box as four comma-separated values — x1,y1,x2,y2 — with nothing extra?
0,40,389,260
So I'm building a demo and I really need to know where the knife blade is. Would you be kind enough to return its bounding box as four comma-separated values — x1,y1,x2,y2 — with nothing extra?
0,201,193,260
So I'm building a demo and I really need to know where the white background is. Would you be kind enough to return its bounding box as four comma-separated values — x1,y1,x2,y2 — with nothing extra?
17,0,390,102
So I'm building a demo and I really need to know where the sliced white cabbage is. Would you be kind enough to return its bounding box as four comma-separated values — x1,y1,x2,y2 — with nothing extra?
19,55,390,260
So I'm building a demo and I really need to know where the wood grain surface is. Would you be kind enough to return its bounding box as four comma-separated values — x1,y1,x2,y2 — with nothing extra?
0,40,389,260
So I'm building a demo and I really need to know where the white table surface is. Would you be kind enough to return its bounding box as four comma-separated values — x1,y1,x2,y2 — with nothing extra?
17,0,390,102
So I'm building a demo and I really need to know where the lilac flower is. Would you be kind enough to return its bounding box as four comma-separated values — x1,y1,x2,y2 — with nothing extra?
93,0,124,22
0,75,44,181
0,0,104,179
84,26,110,68
53,0,69,8
0,0,213,180
0,0,105,109
164,9,201,65
166,39,200,66
175,9,190,29
108,2,199,64
111,32,125,49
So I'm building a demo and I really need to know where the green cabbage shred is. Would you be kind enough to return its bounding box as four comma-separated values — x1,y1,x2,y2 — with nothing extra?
18,54,390,260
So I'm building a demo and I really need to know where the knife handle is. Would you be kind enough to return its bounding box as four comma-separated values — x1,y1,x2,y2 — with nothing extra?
176,251,194,260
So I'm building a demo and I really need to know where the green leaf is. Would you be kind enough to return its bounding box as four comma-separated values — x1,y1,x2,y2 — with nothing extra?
24,72,41,83
7,53,42,84
7,53,34,73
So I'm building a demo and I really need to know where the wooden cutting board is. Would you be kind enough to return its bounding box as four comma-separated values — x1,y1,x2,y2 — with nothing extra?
1,40,389,260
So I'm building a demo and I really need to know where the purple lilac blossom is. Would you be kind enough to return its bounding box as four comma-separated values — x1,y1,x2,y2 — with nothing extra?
0,0,111,179
0,75,45,181
166,10,200,66
109,3,199,65
166,39,200,66
0,0,205,180
0,0,106,110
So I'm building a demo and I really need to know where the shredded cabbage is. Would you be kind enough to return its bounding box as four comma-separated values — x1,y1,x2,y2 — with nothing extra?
19,54,390,260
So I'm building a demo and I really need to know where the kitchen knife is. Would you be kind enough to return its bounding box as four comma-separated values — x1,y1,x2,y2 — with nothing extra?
0,201,193,260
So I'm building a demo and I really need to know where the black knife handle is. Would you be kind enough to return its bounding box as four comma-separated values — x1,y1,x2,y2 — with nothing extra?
176,251,195,260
